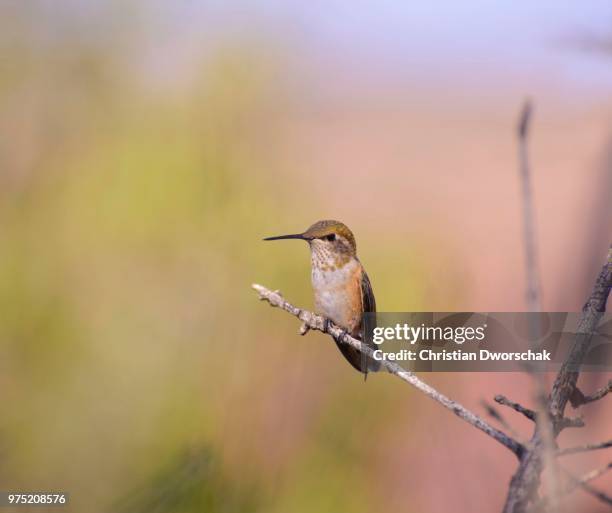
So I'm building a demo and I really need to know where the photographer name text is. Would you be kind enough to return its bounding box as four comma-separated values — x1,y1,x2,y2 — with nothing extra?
371,323,551,362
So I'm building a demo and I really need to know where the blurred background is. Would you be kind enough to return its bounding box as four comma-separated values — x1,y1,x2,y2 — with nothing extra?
1,1,611,512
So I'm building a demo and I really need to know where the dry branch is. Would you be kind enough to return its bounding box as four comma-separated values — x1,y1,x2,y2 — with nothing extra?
557,440,612,457
495,395,536,422
570,380,611,407
530,463,612,511
502,244,612,513
563,464,612,506
549,247,612,422
516,100,561,511
572,462,612,487
482,401,529,447
503,99,612,512
252,283,524,458
517,99,541,313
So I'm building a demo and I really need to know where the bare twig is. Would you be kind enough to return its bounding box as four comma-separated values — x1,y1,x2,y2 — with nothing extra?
252,283,524,458
517,99,541,313
493,393,585,431
495,395,536,422
570,380,611,407
516,100,563,510
572,482,612,507
570,462,612,489
581,380,612,402
564,465,612,506
557,440,612,457
482,401,529,447
531,463,612,511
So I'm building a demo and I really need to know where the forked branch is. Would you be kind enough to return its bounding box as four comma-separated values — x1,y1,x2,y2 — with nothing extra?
502,244,612,512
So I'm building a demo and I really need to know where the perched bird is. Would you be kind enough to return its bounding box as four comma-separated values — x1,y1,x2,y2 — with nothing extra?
264,220,380,375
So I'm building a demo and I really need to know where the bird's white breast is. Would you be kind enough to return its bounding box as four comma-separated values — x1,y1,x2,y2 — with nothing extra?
311,258,361,332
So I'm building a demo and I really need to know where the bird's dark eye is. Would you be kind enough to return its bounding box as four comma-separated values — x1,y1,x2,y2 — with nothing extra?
325,234,336,241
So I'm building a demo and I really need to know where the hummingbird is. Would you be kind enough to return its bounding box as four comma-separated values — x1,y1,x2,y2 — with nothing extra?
264,220,380,376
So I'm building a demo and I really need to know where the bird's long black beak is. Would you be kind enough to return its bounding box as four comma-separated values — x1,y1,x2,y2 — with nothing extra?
263,233,307,241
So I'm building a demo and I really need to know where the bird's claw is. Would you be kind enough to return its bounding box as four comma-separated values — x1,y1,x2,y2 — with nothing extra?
339,329,349,342
323,318,331,333
323,318,349,343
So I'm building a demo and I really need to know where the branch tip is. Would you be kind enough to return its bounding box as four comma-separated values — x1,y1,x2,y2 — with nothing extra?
494,395,536,422
518,99,533,139
557,440,612,457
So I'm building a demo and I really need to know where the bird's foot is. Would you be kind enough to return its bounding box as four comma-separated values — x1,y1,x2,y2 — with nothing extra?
323,318,349,343
336,328,350,344
323,318,331,333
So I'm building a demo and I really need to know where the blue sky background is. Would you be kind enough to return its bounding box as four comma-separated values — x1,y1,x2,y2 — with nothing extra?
30,0,612,95
17,1,612,122
152,0,612,103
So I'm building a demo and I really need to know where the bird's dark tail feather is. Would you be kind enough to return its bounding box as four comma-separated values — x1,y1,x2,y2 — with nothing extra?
334,339,381,378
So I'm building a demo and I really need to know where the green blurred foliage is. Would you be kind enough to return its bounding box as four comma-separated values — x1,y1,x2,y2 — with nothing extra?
0,3,435,512
113,447,263,513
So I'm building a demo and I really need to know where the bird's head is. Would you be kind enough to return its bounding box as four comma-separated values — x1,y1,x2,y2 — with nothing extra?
263,219,357,259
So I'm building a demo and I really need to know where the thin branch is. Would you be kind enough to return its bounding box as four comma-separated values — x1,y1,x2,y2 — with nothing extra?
549,246,612,422
571,462,612,488
492,394,585,431
482,401,529,447
517,99,541,313
582,380,612,402
252,283,524,458
531,463,612,511
564,465,612,506
517,100,561,511
495,395,536,422
557,440,612,457
573,482,612,507
570,380,612,407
